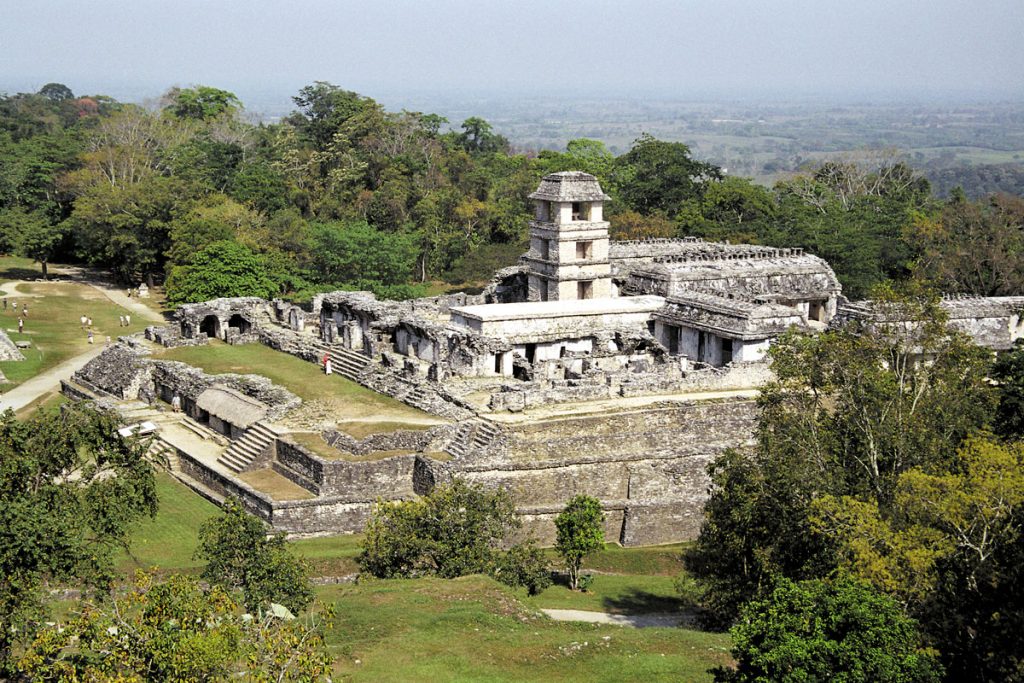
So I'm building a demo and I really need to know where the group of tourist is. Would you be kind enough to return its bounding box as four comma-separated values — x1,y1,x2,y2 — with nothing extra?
3,298,27,335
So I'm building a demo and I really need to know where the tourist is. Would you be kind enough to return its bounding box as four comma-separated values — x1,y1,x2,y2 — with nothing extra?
80,314,87,328
22,305,27,317
18,317,23,334
171,394,181,412
105,335,111,346
87,330,94,344
86,317,92,328
119,315,125,327
325,357,333,375
125,313,131,326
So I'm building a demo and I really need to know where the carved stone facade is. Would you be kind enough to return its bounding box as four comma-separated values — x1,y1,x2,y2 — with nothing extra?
66,170,1024,544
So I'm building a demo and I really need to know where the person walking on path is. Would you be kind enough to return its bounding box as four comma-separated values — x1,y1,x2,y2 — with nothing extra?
22,305,27,318
86,317,92,328
118,315,125,327
81,314,87,329
124,313,131,327
18,318,24,334
87,329,94,344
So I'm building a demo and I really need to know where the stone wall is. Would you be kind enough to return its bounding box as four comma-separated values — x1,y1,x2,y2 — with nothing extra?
320,425,451,456
274,438,418,500
451,399,757,545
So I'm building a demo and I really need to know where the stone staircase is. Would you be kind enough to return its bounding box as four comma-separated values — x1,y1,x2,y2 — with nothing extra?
308,339,373,382
445,418,500,459
217,421,278,473
146,437,179,471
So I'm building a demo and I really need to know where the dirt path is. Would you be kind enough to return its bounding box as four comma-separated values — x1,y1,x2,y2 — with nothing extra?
0,266,165,413
0,344,106,412
53,267,165,324
540,608,692,628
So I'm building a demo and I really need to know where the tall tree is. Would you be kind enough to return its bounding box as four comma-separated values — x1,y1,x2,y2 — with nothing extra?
614,133,721,216
196,498,314,615
687,286,997,623
0,404,157,672
555,495,606,591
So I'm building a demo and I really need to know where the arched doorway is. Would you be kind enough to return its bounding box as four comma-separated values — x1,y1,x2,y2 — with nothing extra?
199,315,220,340
228,313,251,335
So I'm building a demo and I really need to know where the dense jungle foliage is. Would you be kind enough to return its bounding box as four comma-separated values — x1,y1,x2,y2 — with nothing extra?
2,82,1022,305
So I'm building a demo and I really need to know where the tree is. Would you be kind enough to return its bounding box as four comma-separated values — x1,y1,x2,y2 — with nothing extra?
37,82,74,102
456,117,509,155
716,577,941,683
165,85,241,121
0,404,157,672
687,285,997,624
993,339,1024,440
286,81,377,150
70,174,195,284
358,480,549,592
195,498,314,615
17,571,333,681
0,207,65,278
912,193,1024,297
165,240,280,305
812,438,1024,679
614,133,721,216
308,220,419,286
554,495,606,591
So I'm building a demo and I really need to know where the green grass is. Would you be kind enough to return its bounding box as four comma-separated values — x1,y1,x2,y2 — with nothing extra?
118,471,221,573
572,543,688,577
317,576,731,682
155,342,431,422
526,574,685,614
0,280,150,386
292,534,364,577
119,477,727,679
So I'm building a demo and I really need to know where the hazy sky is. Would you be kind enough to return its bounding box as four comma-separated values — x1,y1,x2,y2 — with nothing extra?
3,0,1024,105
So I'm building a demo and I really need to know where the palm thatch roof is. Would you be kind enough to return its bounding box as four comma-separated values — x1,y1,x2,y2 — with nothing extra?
196,386,268,429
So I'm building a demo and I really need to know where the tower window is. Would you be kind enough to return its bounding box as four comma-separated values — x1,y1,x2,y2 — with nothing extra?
576,241,593,260
571,202,590,221
578,280,594,300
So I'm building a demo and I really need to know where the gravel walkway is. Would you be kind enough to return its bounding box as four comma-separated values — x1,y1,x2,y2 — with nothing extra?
540,608,692,628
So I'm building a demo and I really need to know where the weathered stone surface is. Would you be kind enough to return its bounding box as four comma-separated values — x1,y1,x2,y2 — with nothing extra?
0,328,24,361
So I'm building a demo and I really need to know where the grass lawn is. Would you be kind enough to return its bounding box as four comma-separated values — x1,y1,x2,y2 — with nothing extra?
0,279,149,387
317,576,730,682
155,342,433,423
525,573,685,614
118,475,728,679
238,467,317,500
118,471,221,573
291,534,364,577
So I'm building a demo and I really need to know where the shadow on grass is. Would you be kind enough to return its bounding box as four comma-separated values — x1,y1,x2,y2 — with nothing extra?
0,267,45,282
602,588,688,614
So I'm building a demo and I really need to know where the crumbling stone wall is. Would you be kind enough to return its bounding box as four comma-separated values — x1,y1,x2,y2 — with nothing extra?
450,399,757,545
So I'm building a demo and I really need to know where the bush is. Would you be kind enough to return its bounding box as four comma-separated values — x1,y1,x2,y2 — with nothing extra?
491,541,552,595
358,480,548,593
715,577,942,683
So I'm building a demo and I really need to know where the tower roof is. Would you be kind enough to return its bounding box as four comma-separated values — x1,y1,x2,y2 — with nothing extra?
529,171,611,202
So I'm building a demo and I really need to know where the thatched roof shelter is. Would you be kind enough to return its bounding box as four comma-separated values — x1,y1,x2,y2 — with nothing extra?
196,386,268,429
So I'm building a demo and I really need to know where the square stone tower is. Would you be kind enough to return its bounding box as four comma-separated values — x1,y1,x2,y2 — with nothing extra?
524,171,613,302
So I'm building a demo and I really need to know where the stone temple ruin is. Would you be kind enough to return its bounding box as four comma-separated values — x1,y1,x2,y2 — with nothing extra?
64,171,1024,546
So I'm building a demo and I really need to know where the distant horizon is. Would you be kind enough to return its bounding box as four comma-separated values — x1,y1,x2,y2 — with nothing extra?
4,0,1023,118
3,77,1023,119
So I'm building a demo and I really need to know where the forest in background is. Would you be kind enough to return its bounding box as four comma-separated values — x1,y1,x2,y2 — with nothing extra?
1,82,1023,306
